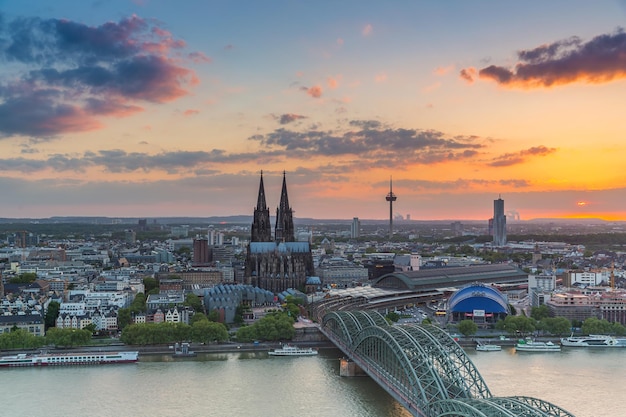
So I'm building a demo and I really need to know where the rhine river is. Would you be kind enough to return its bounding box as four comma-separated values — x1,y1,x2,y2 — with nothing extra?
0,347,624,417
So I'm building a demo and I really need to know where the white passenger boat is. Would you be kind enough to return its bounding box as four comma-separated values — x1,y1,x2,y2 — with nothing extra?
515,340,561,352
560,334,626,348
0,351,139,367
268,344,318,356
475,341,502,352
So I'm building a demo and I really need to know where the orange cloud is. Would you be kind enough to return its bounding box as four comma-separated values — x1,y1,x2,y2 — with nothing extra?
183,109,199,116
362,24,373,36
306,85,323,98
327,76,340,89
434,65,454,76
488,146,557,167
459,67,477,84
375,72,387,83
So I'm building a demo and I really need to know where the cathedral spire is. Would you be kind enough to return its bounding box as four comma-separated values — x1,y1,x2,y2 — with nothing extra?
256,170,267,211
251,171,272,242
275,171,295,242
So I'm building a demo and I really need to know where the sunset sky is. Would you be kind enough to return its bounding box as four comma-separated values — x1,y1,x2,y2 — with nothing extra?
1,1,626,221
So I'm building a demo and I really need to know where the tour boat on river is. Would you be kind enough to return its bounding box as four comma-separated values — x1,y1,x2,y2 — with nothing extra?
515,339,561,352
0,351,139,367
561,334,626,348
475,341,502,352
268,344,318,356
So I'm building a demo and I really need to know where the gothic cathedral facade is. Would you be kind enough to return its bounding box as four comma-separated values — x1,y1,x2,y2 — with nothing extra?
245,172,314,293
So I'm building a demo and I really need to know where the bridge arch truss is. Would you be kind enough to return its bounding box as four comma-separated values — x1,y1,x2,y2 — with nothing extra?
321,310,575,417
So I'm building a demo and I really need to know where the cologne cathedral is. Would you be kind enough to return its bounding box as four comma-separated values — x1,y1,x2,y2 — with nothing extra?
244,172,314,293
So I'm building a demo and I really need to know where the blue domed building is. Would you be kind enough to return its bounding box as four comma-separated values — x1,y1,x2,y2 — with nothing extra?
448,283,509,324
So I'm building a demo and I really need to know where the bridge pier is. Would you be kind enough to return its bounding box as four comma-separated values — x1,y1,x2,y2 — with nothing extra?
339,358,366,377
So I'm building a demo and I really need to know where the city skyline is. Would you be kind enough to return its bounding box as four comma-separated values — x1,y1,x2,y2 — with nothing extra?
1,1,626,221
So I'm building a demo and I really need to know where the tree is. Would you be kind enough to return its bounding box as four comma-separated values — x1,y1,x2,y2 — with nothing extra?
117,308,132,330
497,315,535,336
191,312,208,324
386,311,400,323
130,293,146,313
9,272,38,284
581,317,612,335
84,323,97,335
457,320,478,337
143,277,159,294
236,311,295,342
46,328,92,347
184,293,204,313
45,301,61,330
541,317,571,336
531,305,550,321
207,309,220,322
0,329,45,350
191,321,228,344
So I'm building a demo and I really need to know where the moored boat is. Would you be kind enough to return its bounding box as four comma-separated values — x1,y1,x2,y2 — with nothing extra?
560,334,626,348
0,351,139,367
475,341,502,352
268,344,318,356
515,339,561,352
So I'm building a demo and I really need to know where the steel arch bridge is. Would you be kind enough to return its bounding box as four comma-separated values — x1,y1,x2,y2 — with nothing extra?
321,310,575,417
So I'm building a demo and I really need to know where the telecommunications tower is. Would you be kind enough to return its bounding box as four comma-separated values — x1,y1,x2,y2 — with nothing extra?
385,177,397,240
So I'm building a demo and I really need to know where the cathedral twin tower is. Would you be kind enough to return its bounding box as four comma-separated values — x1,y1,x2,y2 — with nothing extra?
245,172,313,294
251,171,295,243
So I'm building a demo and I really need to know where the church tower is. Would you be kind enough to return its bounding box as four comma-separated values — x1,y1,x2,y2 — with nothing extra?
274,171,295,242
250,171,272,242
245,171,312,293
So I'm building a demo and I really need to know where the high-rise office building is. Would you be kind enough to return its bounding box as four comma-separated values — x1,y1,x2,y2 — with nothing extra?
351,217,360,239
193,238,211,266
492,196,507,246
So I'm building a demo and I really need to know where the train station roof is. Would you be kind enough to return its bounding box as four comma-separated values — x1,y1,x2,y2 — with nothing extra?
371,264,528,292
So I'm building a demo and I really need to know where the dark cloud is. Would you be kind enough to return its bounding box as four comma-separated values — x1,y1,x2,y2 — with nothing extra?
248,123,484,166
349,120,382,129
277,113,307,125
459,67,476,83
0,90,103,137
464,28,626,88
0,14,198,138
488,146,557,167
0,148,288,174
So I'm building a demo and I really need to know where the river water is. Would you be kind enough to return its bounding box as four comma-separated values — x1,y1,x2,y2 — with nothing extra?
0,347,623,417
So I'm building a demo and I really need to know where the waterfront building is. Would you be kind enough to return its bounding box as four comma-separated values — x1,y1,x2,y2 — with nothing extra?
492,196,507,246
596,289,626,325
546,291,597,322
448,284,509,324
0,314,44,336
